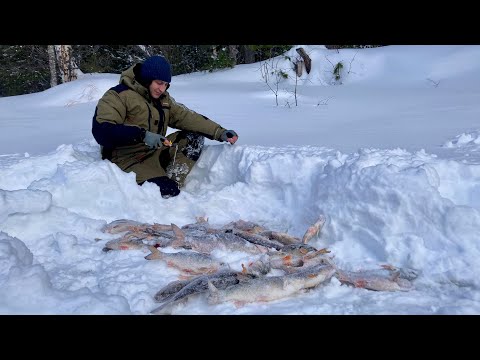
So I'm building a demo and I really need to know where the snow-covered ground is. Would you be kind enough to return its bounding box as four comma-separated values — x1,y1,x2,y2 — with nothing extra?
1,45,479,314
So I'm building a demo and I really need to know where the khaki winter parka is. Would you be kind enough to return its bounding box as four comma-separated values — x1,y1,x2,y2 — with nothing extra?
92,63,226,171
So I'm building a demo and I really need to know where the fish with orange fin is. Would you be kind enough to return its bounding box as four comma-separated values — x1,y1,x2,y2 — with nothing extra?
222,219,266,234
101,219,146,234
151,269,248,314
259,230,301,245
335,265,418,292
379,264,420,281
145,246,225,275
281,243,318,255
241,255,272,277
101,229,174,251
231,229,284,250
168,223,268,255
207,263,336,307
102,219,171,234
301,248,335,267
301,215,326,244
102,238,148,252
268,252,304,269
267,245,333,272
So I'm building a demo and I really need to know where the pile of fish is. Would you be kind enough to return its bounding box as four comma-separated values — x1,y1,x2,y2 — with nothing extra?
100,215,419,314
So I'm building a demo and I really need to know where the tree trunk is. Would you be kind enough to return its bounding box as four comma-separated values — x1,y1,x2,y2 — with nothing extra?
296,47,312,74
228,45,239,65
47,45,57,87
294,60,304,77
211,45,218,60
137,45,152,57
54,45,78,83
242,45,255,64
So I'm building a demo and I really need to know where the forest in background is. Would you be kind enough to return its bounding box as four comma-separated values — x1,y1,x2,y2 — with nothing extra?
0,45,382,97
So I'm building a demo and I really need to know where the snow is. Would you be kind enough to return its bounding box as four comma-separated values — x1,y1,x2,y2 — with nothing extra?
1,45,479,314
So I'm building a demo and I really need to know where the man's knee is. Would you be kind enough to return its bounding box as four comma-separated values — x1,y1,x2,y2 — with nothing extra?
180,132,205,161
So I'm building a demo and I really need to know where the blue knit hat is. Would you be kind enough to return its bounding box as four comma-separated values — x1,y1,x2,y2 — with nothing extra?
140,55,172,84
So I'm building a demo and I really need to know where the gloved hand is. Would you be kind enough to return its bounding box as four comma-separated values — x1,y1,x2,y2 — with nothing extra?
144,131,168,149
220,129,238,145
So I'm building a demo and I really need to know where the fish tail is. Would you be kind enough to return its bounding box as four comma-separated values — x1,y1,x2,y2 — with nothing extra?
207,280,220,304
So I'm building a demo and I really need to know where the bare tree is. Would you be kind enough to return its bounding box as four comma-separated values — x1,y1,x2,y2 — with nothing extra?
325,56,344,84
426,78,440,87
228,45,239,65
347,51,358,75
324,51,359,84
293,65,299,106
137,45,152,57
54,45,78,83
259,56,288,106
317,96,334,106
242,45,255,64
261,52,309,107
296,47,312,74
289,54,304,106
294,60,304,77
47,45,57,87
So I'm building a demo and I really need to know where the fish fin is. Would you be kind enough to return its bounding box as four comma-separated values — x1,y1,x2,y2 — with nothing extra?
380,264,396,271
391,271,401,281
171,223,186,241
234,301,246,308
354,279,367,288
195,216,208,223
145,245,161,260
151,223,173,232
207,280,220,304
150,303,169,315
241,264,248,274
283,255,292,266
302,215,326,244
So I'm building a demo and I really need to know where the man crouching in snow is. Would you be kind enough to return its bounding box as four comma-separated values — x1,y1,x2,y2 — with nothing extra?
92,55,238,198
